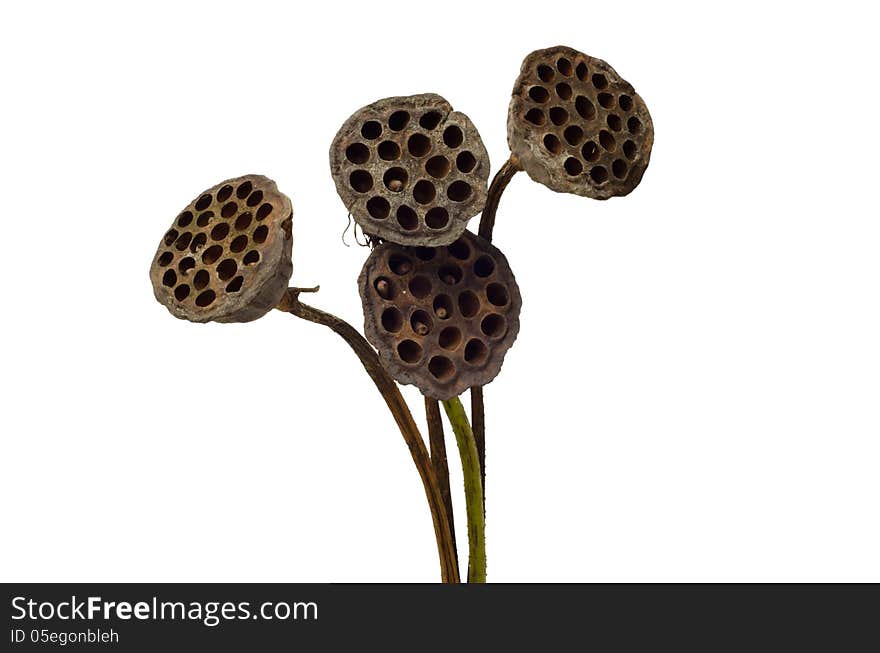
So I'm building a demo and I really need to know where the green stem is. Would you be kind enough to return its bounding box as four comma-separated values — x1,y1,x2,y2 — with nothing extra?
442,396,486,583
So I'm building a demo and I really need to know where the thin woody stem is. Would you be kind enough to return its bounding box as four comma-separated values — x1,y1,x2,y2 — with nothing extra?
277,289,460,584
425,398,457,563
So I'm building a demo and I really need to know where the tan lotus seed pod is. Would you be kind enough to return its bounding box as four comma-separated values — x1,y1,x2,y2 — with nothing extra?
508,46,653,199
150,174,293,323
330,94,490,247
359,231,521,400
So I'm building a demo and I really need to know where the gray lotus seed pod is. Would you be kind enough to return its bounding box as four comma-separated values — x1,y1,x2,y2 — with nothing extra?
150,174,293,323
508,46,654,199
359,231,521,400
330,94,490,247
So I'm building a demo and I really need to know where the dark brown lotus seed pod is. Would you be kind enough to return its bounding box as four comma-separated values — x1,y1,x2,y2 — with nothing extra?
150,174,293,323
359,231,521,400
508,46,653,199
330,94,490,247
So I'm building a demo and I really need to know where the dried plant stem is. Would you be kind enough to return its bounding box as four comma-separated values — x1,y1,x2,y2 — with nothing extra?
442,396,486,583
278,289,460,584
425,398,457,562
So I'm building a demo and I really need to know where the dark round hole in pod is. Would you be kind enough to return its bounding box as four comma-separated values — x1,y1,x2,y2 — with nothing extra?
447,181,472,202
428,355,455,381
256,203,273,220
381,307,404,333
439,326,462,350
396,205,418,230
543,134,562,154
190,232,207,254
433,294,453,319
174,232,193,251
564,157,583,176
226,276,244,293
164,228,179,248
456,151,476,173
549,107,568,126
592,73,608,89
389,254,413,275
235,212,252,231
528,86,549,103
443,125,463,148
383,167,408,192
419,111,443,130
178,257,195,275
447,239,470,260
408,133,431,157
619,95,633,111
458,290,480,318
464,339,488,365
598,92,614,109
582,141,600,162
613,159,628,179
398,340,423,364
525,108,545,125
236,181,253,199
557,57,573,76
415,247,436,261
202,245,222,265
221,202,237,218
247,189,264,208
474,255,495,277
486,282,509,307
481,313,507,339
556,82,572,100
410,309,433,336
413,179,436,205
196,211,213,227
346,142,370,164
230,234,248,253
243,250,260,266
409,275,432,299
378,140,400,160
193,269,209,290
158,251,174,266
590,166,609,184
628,116,643,134
162,269,177,287
253,225,269,243
607,114,622,132
195,289,216,307
426,155,450,179
361,120,382,139
217,185,233,202
217,258,237,281
425,207,449,229
599,130,616,152
439,263,463,285
177,211,193,228
623,140,638,160
349,170,373,193
576,96,596,120
576,61,589,80
564,125,584,145
195,194,212,211
388,110,410,131
537,64,555,82
174,284,190,301
374,276,395,300
211,223,229,241
367,196,391,219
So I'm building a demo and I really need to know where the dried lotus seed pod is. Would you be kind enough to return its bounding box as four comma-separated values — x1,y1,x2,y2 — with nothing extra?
359,231,521,400
150,174,293,323
330,94,490,247
508,46,653,199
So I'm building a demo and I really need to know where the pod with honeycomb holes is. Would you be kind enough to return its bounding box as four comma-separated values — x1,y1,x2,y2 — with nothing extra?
150,174,293,323
359,231,521,400
508,46,654,200
330,94,490,247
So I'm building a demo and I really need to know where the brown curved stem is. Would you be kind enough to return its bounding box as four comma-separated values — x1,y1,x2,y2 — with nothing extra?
425,398,456,563
472,154,522,500
277,288,460,583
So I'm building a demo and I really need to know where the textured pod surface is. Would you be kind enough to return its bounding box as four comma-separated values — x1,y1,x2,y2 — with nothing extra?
331,94,490,247
508,46,653,199
359,231,521,400
150,174,293,323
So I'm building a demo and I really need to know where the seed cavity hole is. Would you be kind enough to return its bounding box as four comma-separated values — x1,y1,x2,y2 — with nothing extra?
481,314,506,339
439,327,462,350
346,142,370,164
396,205,418,230
382,307,404,333
433,294,453,319
426,155,451,179
425,207,449,229
443,125,463,148
367,196,391,219
458,290,480,318
409,275,432,299
195,289,216,307
398,340,423,364
408,133,431,157
361,121,382,139
419,111,442,130
383,167,408,192
549,107,568,126
447,181,472,202
413,180,436,205
388,110,410,131
428,355,455,381
378,141,400,160
411,309,433,336
438,263,463,285
486,282,509,307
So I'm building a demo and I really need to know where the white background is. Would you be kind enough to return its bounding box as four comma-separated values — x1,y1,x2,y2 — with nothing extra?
1,1,878,582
